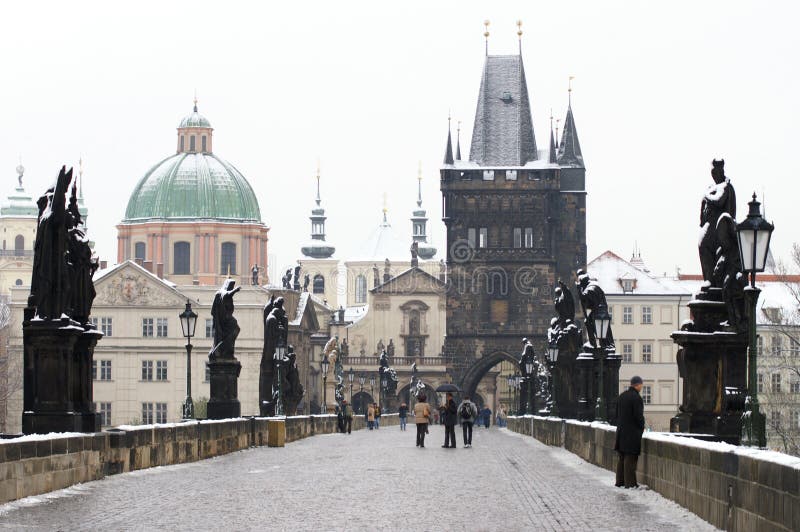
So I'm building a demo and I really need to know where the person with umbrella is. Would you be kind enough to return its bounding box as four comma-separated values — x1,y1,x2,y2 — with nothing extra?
440,392,458,448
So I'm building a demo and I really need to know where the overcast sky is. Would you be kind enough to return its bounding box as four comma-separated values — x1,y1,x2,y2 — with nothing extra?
1,1,798,280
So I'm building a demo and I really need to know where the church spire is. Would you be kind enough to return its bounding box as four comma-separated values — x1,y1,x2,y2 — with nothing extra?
443,116,454,165
556,78,584,168
411,163,436,260
548,110,557,164
455,120,462,161
300,161,335,259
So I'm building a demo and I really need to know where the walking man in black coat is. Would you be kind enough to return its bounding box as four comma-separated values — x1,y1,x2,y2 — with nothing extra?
441,392,458,448
615,376,646,488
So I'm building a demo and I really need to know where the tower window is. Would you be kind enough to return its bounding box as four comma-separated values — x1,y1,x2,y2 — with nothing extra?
483,170,495,181
513,228,522,248
173,241,190,274
201,135,207,152
190,135,196,152
355,275,367,304
478,228,488,248
313,274,325,294
180,135,185,152
414,222,424,237
467,228,476,248
14,235,24,256
524,228,533,248
134,242,146,261
220,242,236,275
506,170,518,181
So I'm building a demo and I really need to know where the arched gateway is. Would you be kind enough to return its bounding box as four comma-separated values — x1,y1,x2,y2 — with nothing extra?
459,351,520,400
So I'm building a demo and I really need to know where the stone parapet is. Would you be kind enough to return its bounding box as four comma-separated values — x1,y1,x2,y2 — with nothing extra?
0,414,398,505
507,416,800,531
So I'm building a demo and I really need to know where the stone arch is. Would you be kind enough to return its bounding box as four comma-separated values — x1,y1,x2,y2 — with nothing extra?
352,391,374,415
460,350,519,400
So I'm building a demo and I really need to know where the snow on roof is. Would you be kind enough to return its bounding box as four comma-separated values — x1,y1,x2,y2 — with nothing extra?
344,304,369,326
587,251,691,296
351,215,413,262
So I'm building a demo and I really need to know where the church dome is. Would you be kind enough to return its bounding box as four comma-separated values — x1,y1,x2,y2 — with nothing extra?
123,102,261,223
124,153,261,222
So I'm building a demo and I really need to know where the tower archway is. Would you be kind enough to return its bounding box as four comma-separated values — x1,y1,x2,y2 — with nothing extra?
460,351,519,406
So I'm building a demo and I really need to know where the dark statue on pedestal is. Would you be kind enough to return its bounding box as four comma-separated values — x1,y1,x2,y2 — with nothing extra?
206,279,242,419
373,264,380,288
378,348,399,410
251,264,260,286
292,266,302,291
410,241,419,267
303,273,310,292
276,345,304,415
261,295,288,415
546,281,582,419
387,338,395,357
519,338,539,414
671,159,748,444
282,268,292,289
576,270,614,351
383,258,391,283
23,166,102,434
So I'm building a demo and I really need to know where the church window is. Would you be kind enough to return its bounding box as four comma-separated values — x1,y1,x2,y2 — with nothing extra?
173,242,190,274
513,228,522,248
409,310,420,336
201,135,207,152
524,228,533,248
190,135,196,152
220,242,237,275
134,242,146,261
14,235,24,256
15,279,22,286
313,274,325,294
180,135,184,152
478,228,488,248
414,222,424,236
355,275,367,304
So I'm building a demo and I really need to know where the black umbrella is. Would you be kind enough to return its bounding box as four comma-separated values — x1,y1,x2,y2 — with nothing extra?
435,383,461,393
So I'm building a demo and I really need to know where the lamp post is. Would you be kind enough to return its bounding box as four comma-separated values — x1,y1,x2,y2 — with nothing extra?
525,361,534,415
348,367,355,404
369,375,375,403
513,373,522,415
358,373,366,413
506,374,513,414
547,342,560,417
321,354,330,414
737,193,774,448
179,300,198,420
593,304,612,422
274,340,287,416
381,375,388,414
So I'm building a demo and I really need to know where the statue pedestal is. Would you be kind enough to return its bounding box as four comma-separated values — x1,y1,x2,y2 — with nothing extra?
670,292,747,444
22,319,101,434
604,352,622,425
207,358,242,419
576,351,596,421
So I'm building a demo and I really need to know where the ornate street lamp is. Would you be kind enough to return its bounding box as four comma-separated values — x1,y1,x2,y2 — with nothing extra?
506,374,514,414
358,373,366,413
179,300,198,420
381,376,388,414
525,360,534,415
547,342,560,417
274,339,287,415
320,354,330,414
348,367,355,404
593,304,612,422
369,374,376,403
514,372,522,415
737,193,774,448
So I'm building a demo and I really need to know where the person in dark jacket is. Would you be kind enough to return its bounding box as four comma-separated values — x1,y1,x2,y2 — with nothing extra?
615,376,646,488
398,403,409,431
441,392,458,448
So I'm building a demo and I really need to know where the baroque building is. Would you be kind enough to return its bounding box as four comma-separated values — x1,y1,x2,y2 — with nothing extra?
441,46,587,395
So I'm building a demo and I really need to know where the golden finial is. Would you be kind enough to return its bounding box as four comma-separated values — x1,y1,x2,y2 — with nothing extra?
484,20,490,54
568,75,575,106
555,118,561,145
383,192,388,213
517,20,523,37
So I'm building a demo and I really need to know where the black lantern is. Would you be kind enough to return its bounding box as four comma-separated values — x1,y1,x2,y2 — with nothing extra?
593,304,611,346
179,300,198,339
547,343,559,363
736,193,775,285
179,300,198,420
525,361,534,375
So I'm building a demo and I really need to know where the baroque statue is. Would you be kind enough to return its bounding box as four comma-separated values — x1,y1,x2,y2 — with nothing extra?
698,159,736,288
576,269,614,350
209,279,241,359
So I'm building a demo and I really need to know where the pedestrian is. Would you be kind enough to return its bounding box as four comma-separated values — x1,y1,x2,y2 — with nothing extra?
615,376,646,489
482,407,492,428
342,399,354,434
414,393,431,448
335,404,345,433
457,395,479,448
398,403,408,431
440,392,458,448
367,403,375,430
374,403,381,429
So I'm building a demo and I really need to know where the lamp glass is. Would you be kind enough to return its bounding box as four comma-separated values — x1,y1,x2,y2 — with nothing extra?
525,361,534,375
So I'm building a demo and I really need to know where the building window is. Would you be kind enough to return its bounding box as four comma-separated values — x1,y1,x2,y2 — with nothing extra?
156,318,168,337
134,242,146,262
478,228,488,248
92,359,97,380
513,228,522,248
792,410,800,429
771,373,782,393
99,360,111,381
355,275,367,304
156,360,168,381
180,136,185,152
791,339,800,356
14,235,24,256
205,319,213,338
14,279,22,286
770,410,781,430
524,228,533,248
506,170,517,181
205,365,211,382
313,274,325,294
791,378,800,394
621,279,634,293
482,170,495,181
771,336,783,356
190,135,196,152
641,344,652,363
221,242,236,275
174,242,190,274
467,228,476,248
757,373,764,393
641,385,652,405
413,222,424,236
95,402,111,426
142,360,154,381
156,403,167,424
201,135,207,152
757,335,763,356
142,318,154,337
142,403,154,424
622,343,633,363
622,306,633,324
100,317,112,337
642,306,652,324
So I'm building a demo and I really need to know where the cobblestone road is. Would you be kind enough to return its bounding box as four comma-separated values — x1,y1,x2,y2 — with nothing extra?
0,426,717,531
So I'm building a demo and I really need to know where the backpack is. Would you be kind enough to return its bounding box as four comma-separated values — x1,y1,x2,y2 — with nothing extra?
459,403,472,420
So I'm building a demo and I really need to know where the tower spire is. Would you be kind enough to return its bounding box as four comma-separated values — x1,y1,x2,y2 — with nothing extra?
557,79,585,168
443,115,454,165
382,192,388,224
517,20,523,54
568,76,574,107
193,90,198,112
455,120,462,161
483,20,490,56
548,109,557,164
417,161,423,207
315,159,321,206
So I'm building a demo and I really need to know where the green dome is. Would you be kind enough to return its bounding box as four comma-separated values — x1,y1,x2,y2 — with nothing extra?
179,107,211,128
123,153,261,222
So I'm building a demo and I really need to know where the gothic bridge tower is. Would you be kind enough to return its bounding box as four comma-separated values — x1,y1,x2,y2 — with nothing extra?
441,39,587,396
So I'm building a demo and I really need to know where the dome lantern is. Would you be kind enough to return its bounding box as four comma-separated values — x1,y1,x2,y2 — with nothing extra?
177,98,213,154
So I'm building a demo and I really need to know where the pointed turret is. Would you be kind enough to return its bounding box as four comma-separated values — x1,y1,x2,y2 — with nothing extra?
411,163,436,260
549,125,557,164
556,103,584,168
300,164,335,259
455,121,462,161
443,120,454,165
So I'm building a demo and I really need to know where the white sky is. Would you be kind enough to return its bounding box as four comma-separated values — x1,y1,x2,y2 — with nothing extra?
1,1,798,279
